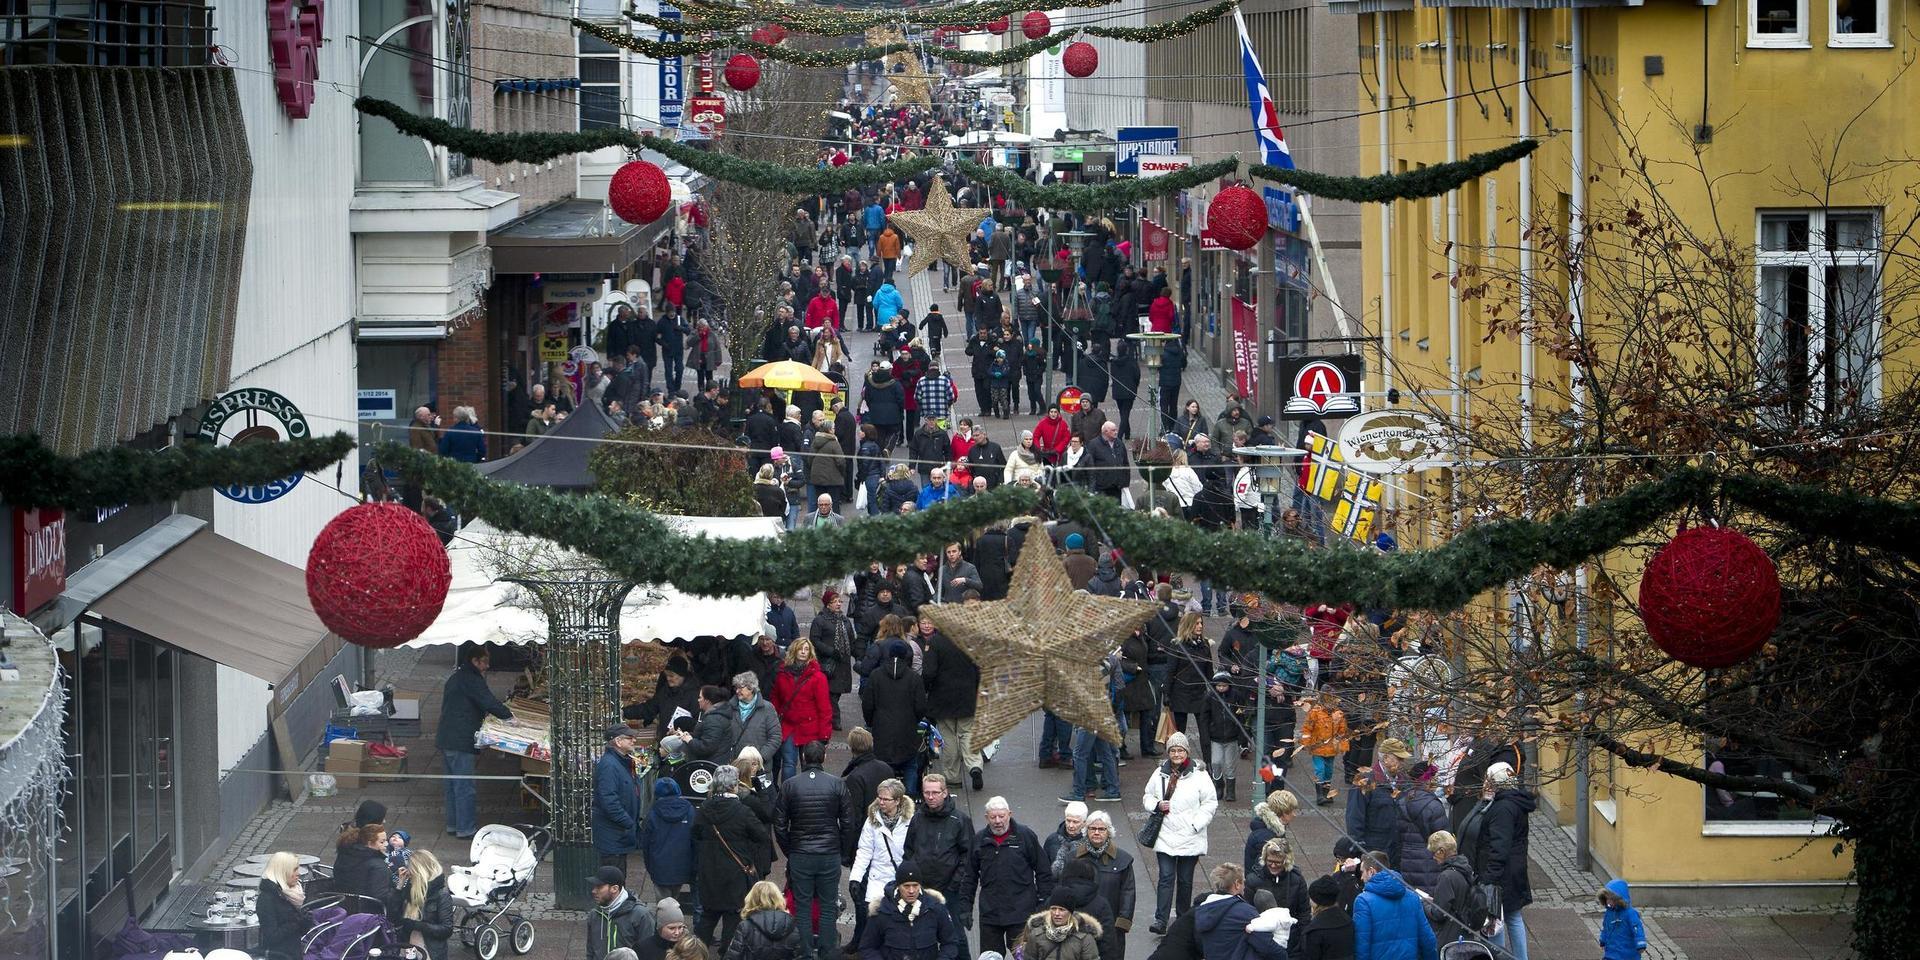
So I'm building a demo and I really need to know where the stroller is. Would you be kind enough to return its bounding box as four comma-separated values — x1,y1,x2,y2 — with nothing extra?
445,824,552,959
302,897,419,960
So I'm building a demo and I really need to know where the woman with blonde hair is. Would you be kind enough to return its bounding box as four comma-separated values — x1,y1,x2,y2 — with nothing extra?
726,881,803,960
848,777,914,948
1166,611,1214,736
396,849,455,960
255,852,311,960
752,464,787,519
771,638,831,780
731,746,776,823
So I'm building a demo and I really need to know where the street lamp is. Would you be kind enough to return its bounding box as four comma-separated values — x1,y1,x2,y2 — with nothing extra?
1049,229,1093,395
1233,443,1305,535
1128,331,1180,435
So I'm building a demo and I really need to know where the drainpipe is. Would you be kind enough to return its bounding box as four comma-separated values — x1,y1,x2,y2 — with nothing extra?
1517,11,1533,450
1377,11,1393,412
1570,6,1592,875
1444,10,1461,433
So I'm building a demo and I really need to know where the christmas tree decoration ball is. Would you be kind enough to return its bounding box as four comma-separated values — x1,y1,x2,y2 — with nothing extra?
751,24,786,44
723,53,762,91
608,161,672,225
1206,185,1267,250
987,15,1011,34
1063,41,1099,78
1022,11,1051,40
1639,525,1782,668
306,503,451,649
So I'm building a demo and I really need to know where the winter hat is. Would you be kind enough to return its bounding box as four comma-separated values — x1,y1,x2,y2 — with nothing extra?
1379,739,1413,760
1487,761,1518,786
1064,800,1088,821
606,724,636,742
1064,533,1085,550
885,639,912,660
656,898,686,926
1308,876,1340,907
770,446,787,461
822,589,839,606
389,829,411,847
665,654,692,678
1333,837,1364,861
1212,670,1233,684
1165,731,1191,754
353,799,388,828
655,778,683,799
1046,887,1079,910
893,861,922,886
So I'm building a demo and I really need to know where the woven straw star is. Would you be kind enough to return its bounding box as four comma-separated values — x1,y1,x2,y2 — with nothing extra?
868,26,933,107
923,539,1161,746
887,176,988,279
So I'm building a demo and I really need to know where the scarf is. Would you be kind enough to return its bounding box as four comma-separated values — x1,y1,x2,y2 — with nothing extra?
894,896,922,923
1042,916,1076,943
737,696,758,722
281,881,306,908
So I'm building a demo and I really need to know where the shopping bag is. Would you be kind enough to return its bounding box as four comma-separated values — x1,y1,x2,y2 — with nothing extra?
1154,708,1175,748
1120,487,1136,510
854,482,869,511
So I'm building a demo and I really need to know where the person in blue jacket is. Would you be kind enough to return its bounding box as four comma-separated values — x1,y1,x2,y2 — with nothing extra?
592,725,643,877
873,282,906,331
640,778,699,917
1351,853,1437,960
1597,879,1646,960
1189,863,1289,960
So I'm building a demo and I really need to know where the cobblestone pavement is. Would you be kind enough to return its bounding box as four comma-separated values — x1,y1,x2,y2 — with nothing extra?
216,277,1853,959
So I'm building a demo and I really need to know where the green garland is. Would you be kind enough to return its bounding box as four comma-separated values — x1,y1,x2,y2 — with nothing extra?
377,443,1040,595
1722,474,1920,561
1051,469,1718,610
354,96,941,188
958,157,1241,213
1251,139,1538,203
0,433,357,510
632,0,1120,35
591,2,1237,67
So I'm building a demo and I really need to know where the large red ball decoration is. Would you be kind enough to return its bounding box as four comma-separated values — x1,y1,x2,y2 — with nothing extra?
750,24,786,44
1022,11,1051,39
986,15,1011,33
1063,41,1099,78
830,151,849,167
608,160,671,225
306,504,451,649
1639,525,1781,668
1206,185,1267,250
723,53,762,91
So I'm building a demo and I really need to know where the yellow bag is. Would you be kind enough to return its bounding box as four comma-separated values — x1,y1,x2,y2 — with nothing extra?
1154,708,1176,748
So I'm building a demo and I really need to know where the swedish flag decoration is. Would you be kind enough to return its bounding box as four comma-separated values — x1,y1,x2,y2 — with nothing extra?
1303,432,1344,501
1332,470,1384,543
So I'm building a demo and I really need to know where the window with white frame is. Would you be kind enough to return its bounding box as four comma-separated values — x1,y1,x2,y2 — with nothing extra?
1747,0,1807,47
1830,0,1889,47
1755,209,1881,421
579,32,622,130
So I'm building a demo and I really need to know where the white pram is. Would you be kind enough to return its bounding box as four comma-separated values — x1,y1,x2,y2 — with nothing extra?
445,824,550,959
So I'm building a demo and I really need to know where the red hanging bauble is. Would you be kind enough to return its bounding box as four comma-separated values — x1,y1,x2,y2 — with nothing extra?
750,24,786,44
1639,525,1781,668
1022,11,1052,40
1206,185,1267,250
1063,41,1099,78
608,161,671,225
724,53,762,91
986,15,1011,34
306,503,451,649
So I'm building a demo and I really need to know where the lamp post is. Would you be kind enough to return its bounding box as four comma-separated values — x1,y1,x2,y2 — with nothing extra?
1128,331,1179,436
1052,229,1093,396
1232,444,1304,536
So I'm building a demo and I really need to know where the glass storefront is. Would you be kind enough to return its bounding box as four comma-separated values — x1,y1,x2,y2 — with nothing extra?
51,629,179,960
357,341,440,438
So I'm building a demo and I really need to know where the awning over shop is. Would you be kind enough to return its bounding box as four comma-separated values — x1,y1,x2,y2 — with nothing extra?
489,198,665,276
405,516,781,648
86,525,331,685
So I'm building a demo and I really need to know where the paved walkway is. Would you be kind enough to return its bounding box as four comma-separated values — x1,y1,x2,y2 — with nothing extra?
214,279,1854,959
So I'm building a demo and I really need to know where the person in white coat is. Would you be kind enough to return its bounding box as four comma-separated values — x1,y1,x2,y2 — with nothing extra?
1141,732,1217,933
849,777,914,951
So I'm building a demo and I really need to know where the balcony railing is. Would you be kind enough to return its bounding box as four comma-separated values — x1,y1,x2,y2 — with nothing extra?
1,0,216,67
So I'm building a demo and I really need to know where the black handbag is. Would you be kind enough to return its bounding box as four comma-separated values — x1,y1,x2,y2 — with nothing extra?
1136,768,1181,848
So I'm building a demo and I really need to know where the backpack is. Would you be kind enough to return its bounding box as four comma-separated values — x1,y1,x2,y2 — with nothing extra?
1444,859,1500,937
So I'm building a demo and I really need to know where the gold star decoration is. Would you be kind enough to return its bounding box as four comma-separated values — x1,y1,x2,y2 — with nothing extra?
887,176,988,279
869,26,933,106
922,539,1162,746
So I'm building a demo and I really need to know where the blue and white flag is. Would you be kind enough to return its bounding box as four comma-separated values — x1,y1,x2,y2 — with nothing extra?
1234,8,1293,170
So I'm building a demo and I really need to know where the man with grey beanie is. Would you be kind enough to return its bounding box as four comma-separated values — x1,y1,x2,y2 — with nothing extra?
633,898,688,960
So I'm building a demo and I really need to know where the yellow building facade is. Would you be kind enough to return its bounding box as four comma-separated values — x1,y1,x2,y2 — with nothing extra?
1330,0,1916,902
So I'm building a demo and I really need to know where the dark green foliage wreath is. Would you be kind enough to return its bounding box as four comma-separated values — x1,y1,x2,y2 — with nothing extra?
636,0,1118,34
354,96,941,187
1050,469,1718,610
1251,139,1539,203
377,443,1043,596
958,157,1241,213
0,432,356,510
1721,474,1920,562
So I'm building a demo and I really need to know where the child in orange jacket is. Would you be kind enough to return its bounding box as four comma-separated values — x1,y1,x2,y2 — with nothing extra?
1300,688,1350,806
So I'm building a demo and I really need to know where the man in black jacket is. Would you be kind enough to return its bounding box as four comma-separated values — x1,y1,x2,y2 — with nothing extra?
437,642,513,838
921,624,983,792
744,400,781,472
971,797,1052,957
841,727,896,817
586,865,657,960
904,775,976,944
965,425,1007,490
775,741,859,960
1085,421,1131,500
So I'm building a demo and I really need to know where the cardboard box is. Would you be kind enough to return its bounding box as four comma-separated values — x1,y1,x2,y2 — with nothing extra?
323,755,364,789
328,738,369,762
363,755,405,782
389,690,425,722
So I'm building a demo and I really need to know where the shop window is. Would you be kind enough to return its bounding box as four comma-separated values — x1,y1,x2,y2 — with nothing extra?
1,0,216,66
1756,209,1880,423
359,0,473,183
1747,0,1807,47
357,342,440,433
1830,0,1888,47
579,31,621,130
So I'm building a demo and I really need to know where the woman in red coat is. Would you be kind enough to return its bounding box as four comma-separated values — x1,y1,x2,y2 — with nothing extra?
1148,291,1177,333
771,639,832,781
1032,404,1074,465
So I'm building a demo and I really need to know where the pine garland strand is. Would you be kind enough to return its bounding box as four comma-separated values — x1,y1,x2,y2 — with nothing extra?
0,433,357,510
1251,139,1539,203
354,96,941,187
958,157,1242,213
632,0,1119,36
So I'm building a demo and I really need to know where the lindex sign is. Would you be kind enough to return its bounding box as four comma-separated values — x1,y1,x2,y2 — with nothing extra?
1276,355,1365,420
